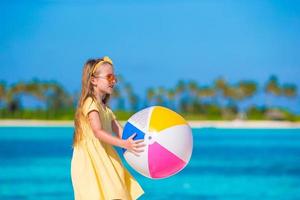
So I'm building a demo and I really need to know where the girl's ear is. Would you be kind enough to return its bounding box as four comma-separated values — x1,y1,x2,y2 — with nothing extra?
90,76,96,85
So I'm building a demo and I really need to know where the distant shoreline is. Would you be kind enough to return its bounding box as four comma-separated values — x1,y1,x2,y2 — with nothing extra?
0,119,300,129
188,120,300,129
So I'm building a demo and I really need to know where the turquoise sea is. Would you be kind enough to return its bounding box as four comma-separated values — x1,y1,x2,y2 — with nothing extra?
0,127,300,200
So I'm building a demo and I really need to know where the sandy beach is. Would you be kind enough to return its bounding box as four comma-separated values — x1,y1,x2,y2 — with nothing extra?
0,120,75,127
188,120,300,129
0,119,300,128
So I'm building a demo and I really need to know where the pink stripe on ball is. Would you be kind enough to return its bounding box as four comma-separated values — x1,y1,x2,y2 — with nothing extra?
148,142,186,178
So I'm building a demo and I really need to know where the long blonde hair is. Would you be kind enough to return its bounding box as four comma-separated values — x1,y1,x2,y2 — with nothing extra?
73,58,112,147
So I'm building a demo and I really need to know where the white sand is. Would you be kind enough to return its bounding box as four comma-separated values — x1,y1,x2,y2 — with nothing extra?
188,120,300,129
0,119,74,127
0,119,300,128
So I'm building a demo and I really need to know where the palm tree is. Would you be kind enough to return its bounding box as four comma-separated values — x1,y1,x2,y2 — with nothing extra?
0,82,7,117
265,75,281,96
214,77,227,91
175,80,186,95
26,79,45,101
44,81,72,111
111,86,125,110
264,75,281,109
175,80,187,112
155,86,166,106
186,81,199,113
198,86,215,99
129,94,139,111
146,88,155,106
166,89,176,109
238,81,257,98
112,85,121,99
0,81,6,102
6,81,27,112
235,81,257,118
124,83,139,111
187,81,198,96
224,81,257,102
281,83,297,98
213,77,228,107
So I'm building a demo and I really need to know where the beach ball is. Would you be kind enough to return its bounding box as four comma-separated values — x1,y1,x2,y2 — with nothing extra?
122,106,193,179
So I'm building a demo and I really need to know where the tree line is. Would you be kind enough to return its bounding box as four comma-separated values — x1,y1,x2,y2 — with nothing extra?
0,75,298,120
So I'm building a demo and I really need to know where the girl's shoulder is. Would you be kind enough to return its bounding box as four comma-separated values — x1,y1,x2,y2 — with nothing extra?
83,96,95,108
82,96,99,116
83,96,94,105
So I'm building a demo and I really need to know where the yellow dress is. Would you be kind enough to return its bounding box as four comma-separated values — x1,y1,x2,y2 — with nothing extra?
71,97,144,200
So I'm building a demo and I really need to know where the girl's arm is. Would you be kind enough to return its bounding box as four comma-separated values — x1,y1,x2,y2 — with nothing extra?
88,111,145,155
112,119,123,138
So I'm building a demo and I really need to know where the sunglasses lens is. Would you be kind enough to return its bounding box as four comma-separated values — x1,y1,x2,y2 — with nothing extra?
107,74,117,83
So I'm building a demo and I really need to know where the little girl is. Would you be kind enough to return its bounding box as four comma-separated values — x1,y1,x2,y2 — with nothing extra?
71,56,145,200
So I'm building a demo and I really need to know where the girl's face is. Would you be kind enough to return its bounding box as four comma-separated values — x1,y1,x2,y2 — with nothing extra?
91,63,116,95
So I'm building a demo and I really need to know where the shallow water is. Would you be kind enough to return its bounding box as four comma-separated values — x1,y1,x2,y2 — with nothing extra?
0,127,300,200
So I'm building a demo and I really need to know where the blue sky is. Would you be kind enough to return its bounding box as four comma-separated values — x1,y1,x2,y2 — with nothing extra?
1,0,300,111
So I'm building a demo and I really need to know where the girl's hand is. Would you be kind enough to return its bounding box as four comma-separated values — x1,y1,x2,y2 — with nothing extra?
123,133,146,156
